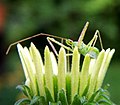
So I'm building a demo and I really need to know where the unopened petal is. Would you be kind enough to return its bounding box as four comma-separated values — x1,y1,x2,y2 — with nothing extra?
71,47,80,101
44,46,54,99
97,49,115,89
79,54,90,96
17,43,37,95
50,52,58,75
30,42,45,96
58,47,66,91
87,49,105,99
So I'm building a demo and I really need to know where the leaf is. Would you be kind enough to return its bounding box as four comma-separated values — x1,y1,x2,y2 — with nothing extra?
45,87,54,104
16,85,33,98
88,89,100,102
30,96,40,105
82,83,89,97
14,98,30,105
80,96,88,104
58,89,68,105
39,96,47,105
53,75,58,102
93,87,115,105
49,101,61,105
71,94,81,105
66,73,71,104
98,99,112,105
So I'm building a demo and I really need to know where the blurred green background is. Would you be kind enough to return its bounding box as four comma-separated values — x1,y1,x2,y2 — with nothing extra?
0,0,120,104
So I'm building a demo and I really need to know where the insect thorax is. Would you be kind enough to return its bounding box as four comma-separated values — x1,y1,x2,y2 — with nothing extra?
73,41,99,59
72,41,87,54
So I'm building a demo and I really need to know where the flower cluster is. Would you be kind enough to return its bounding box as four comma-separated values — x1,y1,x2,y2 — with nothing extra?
15,42,115,105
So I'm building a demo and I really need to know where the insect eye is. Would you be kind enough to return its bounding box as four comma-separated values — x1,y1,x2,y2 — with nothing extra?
66,39,73,46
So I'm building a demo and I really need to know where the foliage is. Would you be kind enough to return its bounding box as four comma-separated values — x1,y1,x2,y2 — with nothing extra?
15,84,115,105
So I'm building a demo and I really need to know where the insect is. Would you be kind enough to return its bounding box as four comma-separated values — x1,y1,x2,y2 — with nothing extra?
6,22,103,59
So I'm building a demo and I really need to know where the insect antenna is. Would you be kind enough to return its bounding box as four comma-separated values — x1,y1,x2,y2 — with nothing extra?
78,22,89,47
6,33,67,55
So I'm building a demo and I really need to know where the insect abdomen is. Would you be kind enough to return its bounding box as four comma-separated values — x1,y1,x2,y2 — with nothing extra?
88,47,99,59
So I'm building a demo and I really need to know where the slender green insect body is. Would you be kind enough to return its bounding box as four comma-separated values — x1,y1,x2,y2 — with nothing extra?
6,22,103,59
66,39,99,59
63,22,102,59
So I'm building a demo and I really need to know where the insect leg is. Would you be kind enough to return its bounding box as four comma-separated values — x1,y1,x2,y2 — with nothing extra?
47,37,59,56
91,31,98,47
6,33,67,55
87,32,98,48
91,30,103,49
87,30,103,50
92,36,98,47
47,37,73,52
96,30,103,49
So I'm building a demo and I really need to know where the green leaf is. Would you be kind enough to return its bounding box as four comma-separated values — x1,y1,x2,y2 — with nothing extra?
39,96,47,105
88,89,100,102
53,75,58,102
58,89,68,105
71,95,81,105
91,86,115,105
66,73,71,104
14,98,30,105
49,101,61,105
45,87,54,104
82,78,91,97
80,96,87,104
16,85,32,98
30,96,40,105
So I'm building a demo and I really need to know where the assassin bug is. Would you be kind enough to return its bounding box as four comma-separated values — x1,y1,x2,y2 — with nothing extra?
6,22,103,59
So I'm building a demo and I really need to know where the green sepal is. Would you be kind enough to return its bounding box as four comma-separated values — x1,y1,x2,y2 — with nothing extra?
16,85,33,98
29,96,40,105
39,96,47,105
88,85,115,105
71,95,88,105
66,73,71,104
53,75,58,102
58,89,68,105
80,96,87,104
95,88,115,105
29,95,47,105
45,87,54,104
49,101,61,105
82,83,89,97
88,89,100,103
14,98,30,105
71,94,81,105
